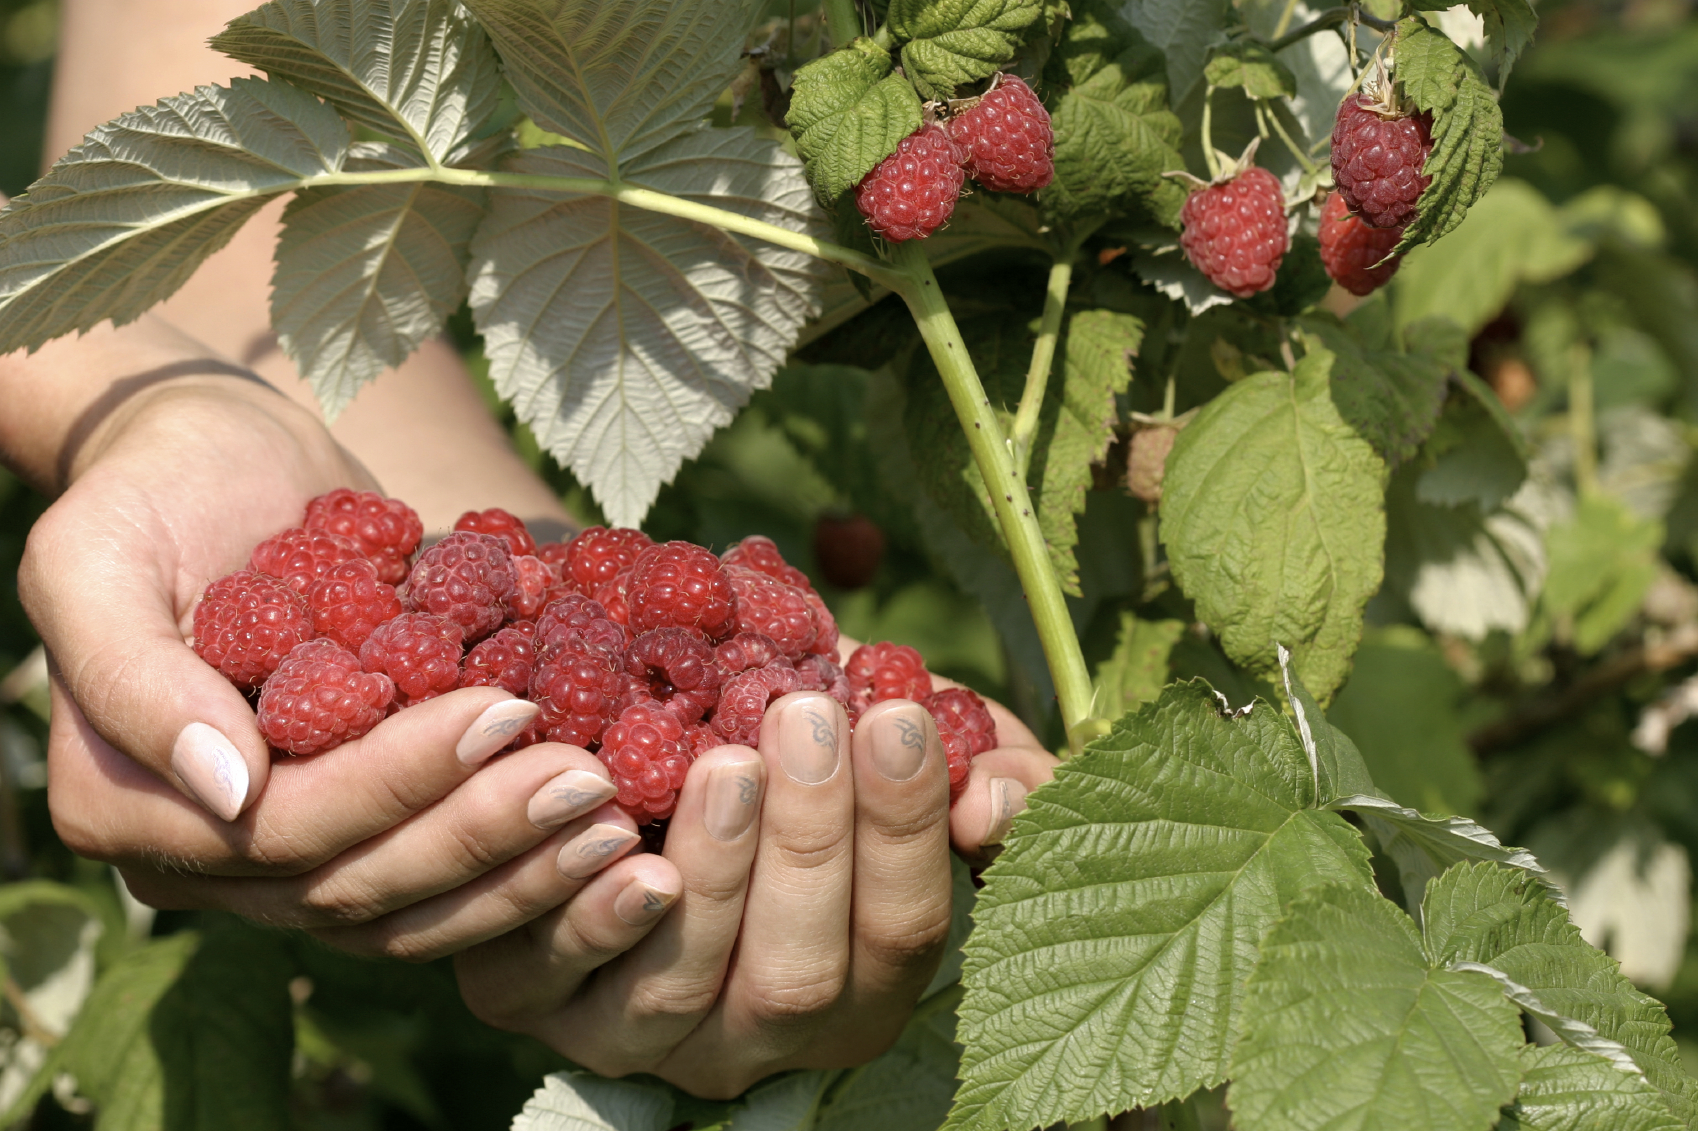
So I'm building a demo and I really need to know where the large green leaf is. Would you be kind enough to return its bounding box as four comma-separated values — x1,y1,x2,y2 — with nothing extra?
210,0,502,161
1334,795,1551,914
1160,345,1389,702
0,77,347,355
1203,42,1296,100
889,0,1046,100
1228,883,1525,1131
1539,495,1663,657
946,681,1373,1131
787,40,923,203
1091,612,1185,719
1500,1045,1682,1131
1300,316,1455,467
1406,0,1539,77
1118,0,1229,105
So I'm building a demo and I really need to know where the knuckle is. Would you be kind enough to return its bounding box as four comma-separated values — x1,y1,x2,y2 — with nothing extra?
297,877,384,926
627,979,720,1024
860,915,951,972
376,931,446,964
743,968,846,1024
769,821,853,872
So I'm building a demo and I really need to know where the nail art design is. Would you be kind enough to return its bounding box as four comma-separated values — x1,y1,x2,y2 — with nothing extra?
894,715,925,752
527,770,618,829
557,823,638,879
171,722,250,822
456,699,540,766
803,707,835,746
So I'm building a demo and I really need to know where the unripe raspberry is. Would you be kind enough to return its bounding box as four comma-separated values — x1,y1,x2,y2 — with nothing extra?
192,570,314,689
258,639,394,755
306,556,403,651
402,531,515,643
304,489,423,585
1179,166,1289,298
1330,94,1433,229
853,122,966,242
249,527,364,594
947,74,1054,193
359,612,464,704
600,703,694,823
1317,190,1405,296
626,542,736,639
453,507,537,557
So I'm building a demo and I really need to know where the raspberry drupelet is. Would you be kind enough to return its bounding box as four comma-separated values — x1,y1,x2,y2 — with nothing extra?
1317,190,1405,296
258,640,394,756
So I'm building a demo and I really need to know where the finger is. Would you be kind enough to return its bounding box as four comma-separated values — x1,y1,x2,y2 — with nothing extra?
949,745,1059,858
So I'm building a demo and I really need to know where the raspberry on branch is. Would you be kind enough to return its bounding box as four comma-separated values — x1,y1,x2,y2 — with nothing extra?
192,570,314,689
461,626,537,697
304,489,423,585
454,507,537,557
359,612,465,704
853,121,966,242
627,541,737,638
306,556,403,651
258,639,394,756
249,527,365,594
600,702,694,823
1317,190,1405,296
1331,92,1433,229
947,74,1054,194
402,531,515,643
1179,165,1289,298
560,526,654,596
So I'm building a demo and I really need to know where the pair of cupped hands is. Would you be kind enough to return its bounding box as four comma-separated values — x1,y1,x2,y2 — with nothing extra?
18,364,1057,1097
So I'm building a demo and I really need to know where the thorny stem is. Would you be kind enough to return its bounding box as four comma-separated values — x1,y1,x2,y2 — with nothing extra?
888,241,1099,751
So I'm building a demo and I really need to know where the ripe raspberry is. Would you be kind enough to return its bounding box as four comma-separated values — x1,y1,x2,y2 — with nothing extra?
926,687,998,801
192,570,314,689
683,722,722,757
722,534,810,590
507,554,567,621
461,626,536,696
527,635,623,748
1330,94,1433,229
813,514,886,590
304,489,423,585
402,532,515,643
600,703,694,823
536,541,570,571
712,664,804,747
627,542,737,639
359,613,464,703
947,75,1054,194
624,628,723,724
306,557,402,651
1179,166,1289,298
1317,190,1405,296
716,632,787,675
796,653,853,709
258,639,394,756
803,589,840,658
454,508,537,557
534,593,630,662
249,527,365,594
725,565,817,659
560,526,654,596
854,122,966,242
846,642,933,716
594,566,634,626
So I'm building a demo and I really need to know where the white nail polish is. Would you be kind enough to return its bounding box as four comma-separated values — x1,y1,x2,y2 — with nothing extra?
456,698,540,766
171,722,250,821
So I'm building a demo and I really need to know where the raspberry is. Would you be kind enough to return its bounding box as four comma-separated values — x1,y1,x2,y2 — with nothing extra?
402,532,515,643
853,122,966,242
600,703,694,823
796,653,852,710
683,722,722,757
846,642,933,716
1317,190,1405,296
534,593,630,662
304,489,423,585
536,541,570,571
507,554,567,621
192,570,314,689
249,527,365,594
257,639,394,756
1179,166,1289,298
712,664,804,747
627,542,737,639
803,589,840,658
306,557,403,651
725,565,817,659
624,628,723,724
531,638,624,748
716,632,787,675
594,566,634,626
560,526,654,596
454,508,537,557
813,514,886,590
721,536,837,656
1330,93,1432,229
926,687,998,801
461,626,536,696
359,613,464,704
947,74,1054,194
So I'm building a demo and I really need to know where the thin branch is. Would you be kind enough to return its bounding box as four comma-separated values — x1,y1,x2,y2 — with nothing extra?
1012,256,1076,477
1268,5,1394,54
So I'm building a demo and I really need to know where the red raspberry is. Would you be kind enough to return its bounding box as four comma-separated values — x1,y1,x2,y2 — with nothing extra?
507,554,568,621
627,542,737,639
258,639,394,755
453,508,537,557
725,565,817,659
947,74,1054,193
537,541,570,570
1179,166,1289,298
561,526,654,596
926,687,998,801
402,532,515,643
1330,93,1432,229
683,722,722,757
796,653,853,710
624,628,723,724
722,535,810,590
531,641,624,749
249,527,365,594
813,514,886,590
306,557,402,651
192,570,314,689
712,664,804,747
460,626,536,696
304,489,423,585
803,589,840,658
716,632,787,675
359,612,464,704
853,122,966,242
1317,190,1405,296
534,593,630,662
600,702,694,823
594,566,634,626
846,642,933,717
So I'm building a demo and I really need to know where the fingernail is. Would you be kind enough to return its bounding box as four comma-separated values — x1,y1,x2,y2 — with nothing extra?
985,777,1028,846
705,760,762,841
171,722,250,822
527,770,618,830
779,697,839,785
456,698,539,766
872,706,929,782
614,878,679,926
556,823,639,880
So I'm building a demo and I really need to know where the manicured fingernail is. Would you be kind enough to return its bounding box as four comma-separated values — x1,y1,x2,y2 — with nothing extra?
614,878,679,926
456,698,539,766
556,823,639,879
527,770,618,830
985,777,1028,846
779,697,839,784
705,760,763,841
873,706,929,782
171,722,249,822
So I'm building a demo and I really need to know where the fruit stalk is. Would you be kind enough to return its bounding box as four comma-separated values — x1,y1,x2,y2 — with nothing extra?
1010,254,1074,477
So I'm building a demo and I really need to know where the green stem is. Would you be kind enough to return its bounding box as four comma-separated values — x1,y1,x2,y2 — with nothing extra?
821,0,861,44
1570,341,1597,498
888,242,1098,749
1261,100,1318,174
1011,256,1074,477
1271,0,1304,38
1200,86,1222,180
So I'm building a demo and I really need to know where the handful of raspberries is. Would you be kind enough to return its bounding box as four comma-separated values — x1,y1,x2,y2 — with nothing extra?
191,491,998,826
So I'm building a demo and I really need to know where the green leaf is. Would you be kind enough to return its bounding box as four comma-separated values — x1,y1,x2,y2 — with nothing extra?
1389,17,1507,253
210,0,502,161
818,988,965,1131
513,1071,676,1131
1414,369,1529,512
1502,1045,1682,1131
1277,643,1379,803
1541,495,1663,657
889,0,1045,100
1453,960,1648,1075
1160,345,1389,703
1091,612,1185,718
1204,42,1295,100
1299,316,1453,467
0,77,348,355
1332,794,1552,914
1121,0,1230,105
1229,883,1525,1131
272,143,485,416
946,681,1373,1131
788,40,923,203
1406,0,1539,77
